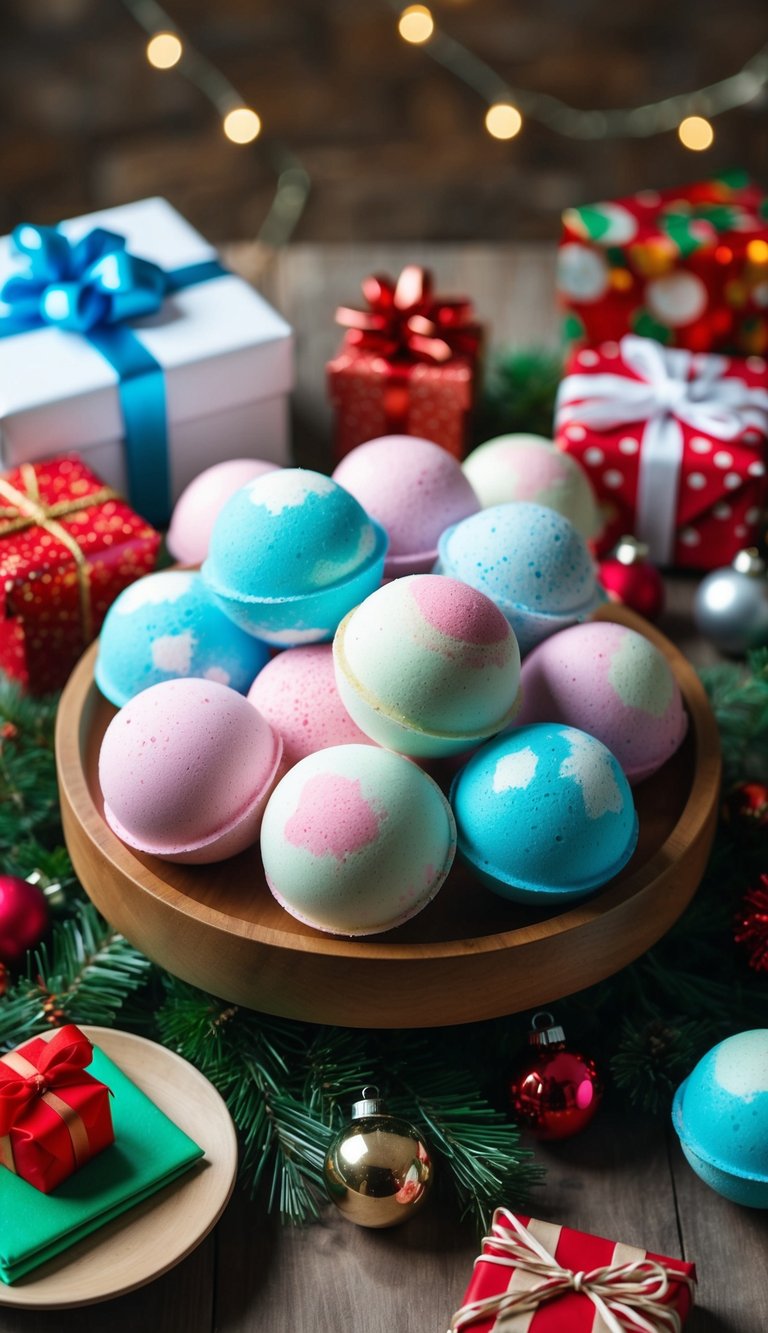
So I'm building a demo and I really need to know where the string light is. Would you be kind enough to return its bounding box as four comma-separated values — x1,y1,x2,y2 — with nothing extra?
678,115,714,151
146,31,182,69
485,103,522,140
223,107,262,144
398,5,435,45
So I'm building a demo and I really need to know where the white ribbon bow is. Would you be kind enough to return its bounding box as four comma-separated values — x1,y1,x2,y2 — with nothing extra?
556,335,768,564
448,1209,695,1333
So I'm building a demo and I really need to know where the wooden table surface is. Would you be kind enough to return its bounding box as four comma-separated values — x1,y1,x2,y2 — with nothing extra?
2,243,765,1333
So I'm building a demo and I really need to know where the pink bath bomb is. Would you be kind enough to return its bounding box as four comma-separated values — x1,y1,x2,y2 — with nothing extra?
247,644,376,769
332,435,479,577
167,458,280,566
515,621,687,784
99,678,282,863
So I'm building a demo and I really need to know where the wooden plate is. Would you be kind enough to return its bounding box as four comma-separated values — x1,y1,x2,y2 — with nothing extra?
56,604,721,1029
0,1026,238,1308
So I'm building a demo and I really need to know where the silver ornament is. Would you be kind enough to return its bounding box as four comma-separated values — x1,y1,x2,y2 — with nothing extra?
694,549,768,655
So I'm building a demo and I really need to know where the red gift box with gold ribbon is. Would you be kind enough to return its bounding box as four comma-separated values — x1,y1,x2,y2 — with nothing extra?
0,455,160,693
0,1026,114,1194
327,266,483,462
449,1209,695,1333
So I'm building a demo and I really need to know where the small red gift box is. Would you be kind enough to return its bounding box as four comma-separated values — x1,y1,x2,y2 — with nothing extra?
555,335,768,568
0,455,160,692
557,174,768,356
0,1025,114,1193
449,1209,695,1332
328,266,483,462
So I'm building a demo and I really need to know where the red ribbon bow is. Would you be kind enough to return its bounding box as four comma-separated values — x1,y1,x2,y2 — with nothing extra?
0,1025,93,1136
336,266,479,365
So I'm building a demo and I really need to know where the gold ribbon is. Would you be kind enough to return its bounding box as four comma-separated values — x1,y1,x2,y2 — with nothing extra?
0,1034,91,1178
0,463,118,645
448,1209,695,1333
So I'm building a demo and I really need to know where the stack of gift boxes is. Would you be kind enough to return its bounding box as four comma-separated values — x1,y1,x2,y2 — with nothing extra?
554,173,768,569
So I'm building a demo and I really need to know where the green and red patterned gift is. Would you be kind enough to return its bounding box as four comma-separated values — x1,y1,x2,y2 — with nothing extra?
328,265,483,462
558,173,768,356
448,1209,695,1332
0,454,160,692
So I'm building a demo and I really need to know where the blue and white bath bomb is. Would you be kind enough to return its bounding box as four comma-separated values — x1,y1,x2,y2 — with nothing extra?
672,1030,768,1207
202,468,388,646
95,570,269,708
450,723,638,904
436,502,603,656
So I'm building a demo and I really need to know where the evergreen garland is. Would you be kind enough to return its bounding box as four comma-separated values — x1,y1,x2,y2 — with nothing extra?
1,353,766,1228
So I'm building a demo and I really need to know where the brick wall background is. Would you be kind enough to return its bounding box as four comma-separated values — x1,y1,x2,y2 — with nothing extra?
1,0,767,245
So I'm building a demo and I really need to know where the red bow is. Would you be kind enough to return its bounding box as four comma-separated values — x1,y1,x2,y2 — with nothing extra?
336,266,480,364
0,1026,93,1136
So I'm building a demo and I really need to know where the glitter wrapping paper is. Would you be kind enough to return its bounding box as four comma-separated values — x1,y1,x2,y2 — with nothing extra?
555,336,768,569
0,455,160,692
557,174,768,356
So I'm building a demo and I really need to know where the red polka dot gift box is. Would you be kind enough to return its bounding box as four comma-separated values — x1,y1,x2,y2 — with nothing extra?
327,266,484,462
0,455,160,693
554,336,768,570
557,174,768,357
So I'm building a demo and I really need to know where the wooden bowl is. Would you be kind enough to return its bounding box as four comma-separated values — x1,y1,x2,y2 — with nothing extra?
56,604,721,1029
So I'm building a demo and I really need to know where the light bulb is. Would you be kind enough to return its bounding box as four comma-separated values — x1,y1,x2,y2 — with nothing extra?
485,102,523,140
678,115,714,151
146,32,183,70
223,107,262,144
398,5,435,44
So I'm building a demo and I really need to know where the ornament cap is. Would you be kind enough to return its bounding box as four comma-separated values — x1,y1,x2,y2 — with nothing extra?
613,535,649,566
528,1011,566,1047
351,1085,387,1119
732,547,766,578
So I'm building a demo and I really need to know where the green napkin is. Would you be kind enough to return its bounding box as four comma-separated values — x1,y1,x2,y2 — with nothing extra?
0,1044,203,1284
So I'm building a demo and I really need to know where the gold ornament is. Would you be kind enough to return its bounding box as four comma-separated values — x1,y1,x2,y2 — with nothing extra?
324,1087,433,1228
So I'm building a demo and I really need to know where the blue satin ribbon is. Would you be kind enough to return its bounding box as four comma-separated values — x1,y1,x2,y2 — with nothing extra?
0,224,226,524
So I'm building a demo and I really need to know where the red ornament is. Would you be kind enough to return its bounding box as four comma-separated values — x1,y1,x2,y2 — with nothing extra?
735,874,768,974
0,875,50,966
599,536,665,622
508,1012,603,1141
721,782,768,837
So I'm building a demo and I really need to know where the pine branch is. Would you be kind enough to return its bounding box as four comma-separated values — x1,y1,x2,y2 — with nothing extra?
475,348,562,444
611,1017,716,1115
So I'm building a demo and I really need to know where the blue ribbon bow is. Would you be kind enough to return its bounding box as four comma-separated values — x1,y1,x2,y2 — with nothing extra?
0,222,226,524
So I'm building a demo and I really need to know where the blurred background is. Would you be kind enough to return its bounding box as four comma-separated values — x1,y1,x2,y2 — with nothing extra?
1,0,767,245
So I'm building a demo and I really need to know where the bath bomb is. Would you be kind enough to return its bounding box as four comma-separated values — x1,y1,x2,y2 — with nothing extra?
437,502,604,656
332,435,479,577
516,621,688,783
260,744,456,935
450,723,639,904
333,574,522,758
95,570,270,708
202,468,388,645
462,434,601,541
167,457,280,566
247,643,377,769
672,1030,768,1207
99,678,282,863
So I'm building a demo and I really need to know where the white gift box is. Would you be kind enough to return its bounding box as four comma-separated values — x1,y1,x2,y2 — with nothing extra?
0,197,293,522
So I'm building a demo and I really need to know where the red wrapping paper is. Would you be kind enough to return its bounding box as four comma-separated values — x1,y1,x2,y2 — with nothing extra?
0,455,160,692
0,1026,114,1194
554,336,768,569
557,174,768,356
328,266,483,461
450,1210,695,1332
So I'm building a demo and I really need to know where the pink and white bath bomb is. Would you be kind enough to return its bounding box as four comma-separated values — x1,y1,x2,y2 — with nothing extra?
462,434,601,541
247,643,376,770
260,744,456,935
99,678,282,863
515,620,688,784
167,458,280,566
333,435,479,577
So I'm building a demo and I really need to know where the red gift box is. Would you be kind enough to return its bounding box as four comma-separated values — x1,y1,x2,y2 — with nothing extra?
557,174,768,356
328,266,483,462
449,1209,695,1332
555,335,768,569
0,1025,114,1194
0,455,160,692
